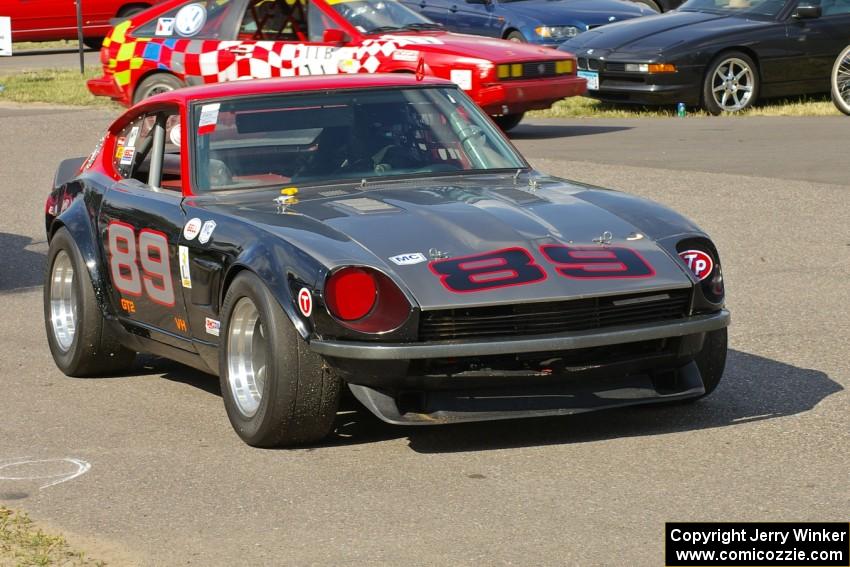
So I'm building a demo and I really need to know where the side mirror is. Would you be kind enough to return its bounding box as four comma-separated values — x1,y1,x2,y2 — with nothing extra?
323,28,349,44
792,3,821,18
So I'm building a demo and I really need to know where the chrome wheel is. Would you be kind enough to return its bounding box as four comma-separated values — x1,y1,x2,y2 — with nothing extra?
226,297,268,418
831,46,850,115
710,57,755,112
49,250,78,352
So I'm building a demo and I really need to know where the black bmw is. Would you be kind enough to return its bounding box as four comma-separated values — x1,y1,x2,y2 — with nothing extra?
559,0,850,113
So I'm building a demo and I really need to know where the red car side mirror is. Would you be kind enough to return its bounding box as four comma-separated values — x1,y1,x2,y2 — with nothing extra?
323,29,349,44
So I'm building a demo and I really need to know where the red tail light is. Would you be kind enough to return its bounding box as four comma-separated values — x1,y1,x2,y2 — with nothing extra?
324,267,410,333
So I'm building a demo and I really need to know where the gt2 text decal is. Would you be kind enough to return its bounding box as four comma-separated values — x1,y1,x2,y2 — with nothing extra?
107,222,176,306
540,245,655,280
429,248,546,293
430,245,655,293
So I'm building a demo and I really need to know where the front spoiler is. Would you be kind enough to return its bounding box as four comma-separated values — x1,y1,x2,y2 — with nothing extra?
309,309,730,360
349,359,706,425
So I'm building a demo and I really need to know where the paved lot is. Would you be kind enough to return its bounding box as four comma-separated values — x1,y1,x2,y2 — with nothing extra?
0,48,100,72
0,106,847,566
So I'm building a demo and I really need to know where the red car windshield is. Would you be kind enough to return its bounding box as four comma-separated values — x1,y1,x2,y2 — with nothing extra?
191,87,525,192
328,0,443,34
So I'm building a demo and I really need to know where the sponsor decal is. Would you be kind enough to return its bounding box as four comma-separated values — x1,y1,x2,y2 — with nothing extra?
393,49,419,62
120,298,136,313
126,126,140,147
197,103,220,136
183,218,202,240
119,147,135,165
390,252,427,266
174,3,206,37
450,69,473,91
174,317,188,332
178,245,192,288
205,317,221,337
678,249,714,281
198,220,216,244
155,17,175,36
169,125,181,146
297,288,312,317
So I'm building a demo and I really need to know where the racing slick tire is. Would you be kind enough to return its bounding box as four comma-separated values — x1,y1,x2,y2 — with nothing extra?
693,328,728,398
702,51,759,115
493,112,525,132
44,227,136,377
506,31,527,43
132,73,185,104
219,271,341,447
830,45,850,116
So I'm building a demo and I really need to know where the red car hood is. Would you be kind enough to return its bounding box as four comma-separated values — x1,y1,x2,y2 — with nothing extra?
368,31,569,63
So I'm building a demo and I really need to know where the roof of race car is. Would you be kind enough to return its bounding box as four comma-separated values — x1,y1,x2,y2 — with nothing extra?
144,74,455,106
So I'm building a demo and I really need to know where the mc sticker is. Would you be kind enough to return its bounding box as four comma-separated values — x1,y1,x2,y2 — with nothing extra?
389,252,427,266
297,288,312,317
678,249,714,281
183,217,202,240
198,220,216,244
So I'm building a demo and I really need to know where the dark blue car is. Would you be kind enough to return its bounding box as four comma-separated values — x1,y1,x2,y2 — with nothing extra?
400,0,656,47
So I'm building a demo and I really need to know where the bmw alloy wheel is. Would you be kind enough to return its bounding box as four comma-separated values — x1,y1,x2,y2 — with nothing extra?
710,57,755,112
226,297,268,417
831,45,850,115
49,250,78,352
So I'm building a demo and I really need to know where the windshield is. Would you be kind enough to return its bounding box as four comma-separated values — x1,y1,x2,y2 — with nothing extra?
328,0,442,34
191,87,526,192
678,0,789,17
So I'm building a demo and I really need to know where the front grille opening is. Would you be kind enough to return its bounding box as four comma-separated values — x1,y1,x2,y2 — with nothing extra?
420,289,691,342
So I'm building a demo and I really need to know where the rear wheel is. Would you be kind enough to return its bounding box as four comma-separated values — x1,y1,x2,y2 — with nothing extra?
132,73,185,104
632,0,662,11
219,272,341,447
44,228,135,377
702,52,759,115
82,37,104,50
493,112,525,132
506,31,527,43
831,45,850,116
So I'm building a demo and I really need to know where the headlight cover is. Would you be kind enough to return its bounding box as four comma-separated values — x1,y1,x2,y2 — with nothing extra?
534,26,580,40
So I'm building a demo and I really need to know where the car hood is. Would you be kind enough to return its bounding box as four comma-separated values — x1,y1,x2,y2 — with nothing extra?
496,0,649,25
373,31,568,62
204,175,697,310
559,10,764,55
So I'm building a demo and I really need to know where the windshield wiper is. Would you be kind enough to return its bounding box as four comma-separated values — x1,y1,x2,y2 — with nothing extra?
367,25,405,34
401,22,444,31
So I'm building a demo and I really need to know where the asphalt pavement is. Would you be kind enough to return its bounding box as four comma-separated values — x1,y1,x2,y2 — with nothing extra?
0,105,847,566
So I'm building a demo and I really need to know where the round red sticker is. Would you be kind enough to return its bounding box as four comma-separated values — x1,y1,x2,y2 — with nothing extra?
678,250,714,281
297,288,312,317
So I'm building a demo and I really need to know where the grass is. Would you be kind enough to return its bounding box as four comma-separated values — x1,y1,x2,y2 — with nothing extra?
0,507,104,566
0,67,117,107
0,66,840,116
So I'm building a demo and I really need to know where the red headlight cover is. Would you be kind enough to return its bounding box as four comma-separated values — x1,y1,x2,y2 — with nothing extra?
324,267,410,333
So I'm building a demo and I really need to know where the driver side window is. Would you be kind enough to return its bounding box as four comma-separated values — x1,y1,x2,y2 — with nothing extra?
238,0,309,41
114,110,182,191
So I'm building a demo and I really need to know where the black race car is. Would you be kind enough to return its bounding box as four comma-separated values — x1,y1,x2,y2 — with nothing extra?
44,74,729,447
560,0,850,113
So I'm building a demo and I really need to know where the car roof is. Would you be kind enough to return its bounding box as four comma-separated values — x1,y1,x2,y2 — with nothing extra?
144,74,455,106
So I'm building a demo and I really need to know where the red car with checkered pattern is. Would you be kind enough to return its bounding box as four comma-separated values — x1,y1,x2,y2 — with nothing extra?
87,0,585,130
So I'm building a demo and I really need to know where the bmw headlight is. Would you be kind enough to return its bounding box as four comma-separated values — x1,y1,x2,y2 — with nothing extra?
534,26,580,40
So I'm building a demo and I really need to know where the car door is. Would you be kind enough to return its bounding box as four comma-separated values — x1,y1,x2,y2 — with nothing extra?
8,0,74,39
98,106,195,350
404,0,453,26
785,1,850,83
448,0,499,37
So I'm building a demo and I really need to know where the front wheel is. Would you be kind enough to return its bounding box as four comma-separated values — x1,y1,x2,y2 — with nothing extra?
492,112,525,132
219,272,341,447
831,45,850,116
702,52,759,115
505,31,527,43
44,228,135,377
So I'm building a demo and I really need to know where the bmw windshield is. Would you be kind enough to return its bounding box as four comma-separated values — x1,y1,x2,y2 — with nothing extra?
678,0,789,17
328,0,443,34
192,87,526,192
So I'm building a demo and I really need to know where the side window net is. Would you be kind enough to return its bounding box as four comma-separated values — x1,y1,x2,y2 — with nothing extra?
238,0,309,41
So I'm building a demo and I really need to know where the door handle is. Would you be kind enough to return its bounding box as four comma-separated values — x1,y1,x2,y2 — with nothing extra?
228,45,253,55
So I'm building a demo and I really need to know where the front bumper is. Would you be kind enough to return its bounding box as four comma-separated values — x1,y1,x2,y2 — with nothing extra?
579,63,703,106
310,309,729,360
474,75,587,115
